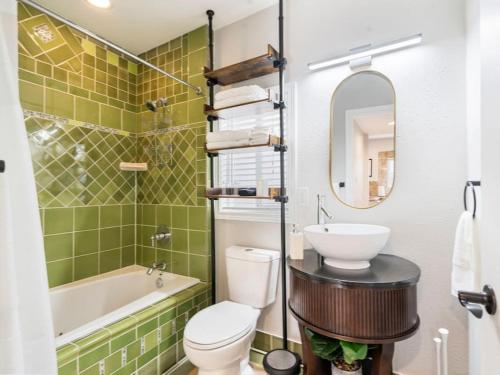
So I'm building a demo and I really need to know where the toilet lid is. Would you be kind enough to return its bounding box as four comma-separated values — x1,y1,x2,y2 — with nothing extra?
184,301,256,350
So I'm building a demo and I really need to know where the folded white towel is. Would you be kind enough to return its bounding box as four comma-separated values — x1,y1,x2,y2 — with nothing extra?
206,130,251,144
251,128,272,136
451,211,476,296
215,85,267,102
215,94,268,109
249,135,271,145
206,140,250,150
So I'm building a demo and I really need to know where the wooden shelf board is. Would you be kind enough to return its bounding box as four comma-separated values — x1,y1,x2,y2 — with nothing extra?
206,194,275,200
205,135,280,153
204,44,279,86
204,93,273,118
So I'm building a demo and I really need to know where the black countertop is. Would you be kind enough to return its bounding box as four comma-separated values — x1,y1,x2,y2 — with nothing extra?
288,249,420,288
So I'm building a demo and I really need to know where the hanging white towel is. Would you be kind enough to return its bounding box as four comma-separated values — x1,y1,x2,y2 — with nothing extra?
451,211,476,296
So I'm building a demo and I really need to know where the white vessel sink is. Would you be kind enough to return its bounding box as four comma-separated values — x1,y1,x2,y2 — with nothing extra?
303,224,391,269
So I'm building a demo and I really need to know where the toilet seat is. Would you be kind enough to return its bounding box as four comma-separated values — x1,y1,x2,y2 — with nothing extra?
184,301,257,350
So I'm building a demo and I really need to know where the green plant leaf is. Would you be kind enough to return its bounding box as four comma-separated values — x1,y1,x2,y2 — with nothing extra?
339,341,368,364
305,328,340,361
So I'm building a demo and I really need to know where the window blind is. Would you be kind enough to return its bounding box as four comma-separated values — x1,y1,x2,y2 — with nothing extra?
216,86,291,219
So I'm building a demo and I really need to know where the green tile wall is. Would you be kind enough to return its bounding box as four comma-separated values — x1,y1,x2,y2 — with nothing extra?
56,283,210,375
135,26,210,282
18,3,210,289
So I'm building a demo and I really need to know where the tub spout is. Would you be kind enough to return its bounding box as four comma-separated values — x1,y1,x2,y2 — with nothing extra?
147,261,167,275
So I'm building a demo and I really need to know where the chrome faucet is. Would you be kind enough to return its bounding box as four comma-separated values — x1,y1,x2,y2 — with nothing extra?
150,225,171,247
147,261,167,275
317,194,333,230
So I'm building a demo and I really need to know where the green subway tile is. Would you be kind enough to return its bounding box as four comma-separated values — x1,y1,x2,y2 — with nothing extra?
188,231,207,255
171,229,187,252
113,361,136,375
110,329,136,352
138,358,157,375
75,253,99,280
144,330,158,352
70,86,89,98
122,225,135,246
45,88,74,118
100,249,121,273
157,206,171,227
47,259,73,287
141,205,156,226
104,350,122,375
75,329,110,354
137,347,158,369
159,334,177,353
122,245,135,266
100,104,121,129
75,206,99,230
75,230,99,256
188,48,207,76
19,81,43,111
107,51,119,66
75,97,100,124
122,205,135,225
100,205,121,227
159,345,176,373
172,252,188,276
46,44,74,65
46,77,68,92
53,67,68,82
172,206,187,229
157,305,176,324
36,60,52,77
100,227,121,250
90,92,108,104
44,208,73,234
80,363,99,375
189,255,208,281
160,321,173,339
19,69,43,85
171,101,188,126
188,207,207,230
188,26,207,52
126,340,141,362
122,111,137,133
58,359,77,375
137,317,158,337
78,343,109,371
188,97,205,124
44,233,73,261
57,344,79,367
59,26,83,55
83,53,96,68
81,39,96,56
106,317,137,336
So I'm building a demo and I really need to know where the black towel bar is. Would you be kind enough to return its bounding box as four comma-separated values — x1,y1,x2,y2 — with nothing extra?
464,180,480,218
0,160,5,173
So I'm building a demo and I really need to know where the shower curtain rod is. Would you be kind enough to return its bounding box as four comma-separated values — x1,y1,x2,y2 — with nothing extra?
20,0,203,96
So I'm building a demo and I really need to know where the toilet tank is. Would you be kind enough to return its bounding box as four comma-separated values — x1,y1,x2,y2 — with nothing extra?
225,246,280,309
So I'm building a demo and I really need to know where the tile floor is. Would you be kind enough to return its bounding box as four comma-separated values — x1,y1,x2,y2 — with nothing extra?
188,364,267,375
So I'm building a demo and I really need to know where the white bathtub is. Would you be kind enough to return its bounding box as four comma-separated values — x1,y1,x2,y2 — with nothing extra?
50,265,199,348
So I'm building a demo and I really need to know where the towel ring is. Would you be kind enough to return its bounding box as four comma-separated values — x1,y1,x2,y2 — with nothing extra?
464,181,480,218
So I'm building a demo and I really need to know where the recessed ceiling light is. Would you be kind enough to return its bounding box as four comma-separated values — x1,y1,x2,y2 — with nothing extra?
85,0,111,9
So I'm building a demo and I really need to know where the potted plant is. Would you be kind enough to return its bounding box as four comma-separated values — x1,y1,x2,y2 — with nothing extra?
305,328,372,375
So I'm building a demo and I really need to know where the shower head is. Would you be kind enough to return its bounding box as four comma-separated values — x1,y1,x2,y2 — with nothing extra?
146,100,157,112
145,97,168,112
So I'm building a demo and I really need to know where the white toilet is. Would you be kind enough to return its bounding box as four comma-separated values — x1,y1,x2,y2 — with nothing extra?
183,246,280,375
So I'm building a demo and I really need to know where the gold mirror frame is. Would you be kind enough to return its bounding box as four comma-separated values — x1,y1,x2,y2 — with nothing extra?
329,70,396,209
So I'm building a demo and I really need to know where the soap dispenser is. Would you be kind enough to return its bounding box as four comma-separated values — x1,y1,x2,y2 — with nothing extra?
290,224,304,260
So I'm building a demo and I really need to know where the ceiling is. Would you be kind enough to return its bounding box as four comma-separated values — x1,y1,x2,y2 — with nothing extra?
33,0,278,54
354,112,394,137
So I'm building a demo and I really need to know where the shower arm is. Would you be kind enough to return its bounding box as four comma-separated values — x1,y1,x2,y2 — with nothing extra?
20,0,203,96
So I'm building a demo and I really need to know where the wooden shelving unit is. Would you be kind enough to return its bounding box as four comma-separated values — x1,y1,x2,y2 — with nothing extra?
204,45,279,86
205,135,280,154
205,4,290,352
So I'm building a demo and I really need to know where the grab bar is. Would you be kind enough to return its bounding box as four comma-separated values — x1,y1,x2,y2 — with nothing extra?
463,180,480,218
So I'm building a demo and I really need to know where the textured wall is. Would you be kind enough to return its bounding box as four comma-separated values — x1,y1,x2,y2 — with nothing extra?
214,1,468,374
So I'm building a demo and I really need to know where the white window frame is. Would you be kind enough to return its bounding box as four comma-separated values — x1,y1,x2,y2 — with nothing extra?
214,83,297,223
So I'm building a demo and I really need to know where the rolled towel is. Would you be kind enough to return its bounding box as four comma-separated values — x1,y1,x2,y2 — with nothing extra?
206,139,250,151
215,85,267,102
451,211,476,296
206,129,251,144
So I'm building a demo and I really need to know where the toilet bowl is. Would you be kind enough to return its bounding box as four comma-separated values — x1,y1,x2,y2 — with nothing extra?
183,246,280,375
184,301,260,375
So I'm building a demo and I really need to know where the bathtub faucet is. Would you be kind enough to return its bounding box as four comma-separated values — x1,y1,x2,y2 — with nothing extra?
147,261,167,275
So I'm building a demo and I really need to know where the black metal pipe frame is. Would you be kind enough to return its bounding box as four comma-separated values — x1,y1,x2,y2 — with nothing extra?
278,0,288,350
206,10,216,305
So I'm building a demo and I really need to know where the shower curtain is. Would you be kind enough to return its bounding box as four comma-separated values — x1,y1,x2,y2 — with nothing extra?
0,0,57,373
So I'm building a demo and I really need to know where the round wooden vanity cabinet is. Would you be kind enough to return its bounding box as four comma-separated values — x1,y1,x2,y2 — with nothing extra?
288,250,420,375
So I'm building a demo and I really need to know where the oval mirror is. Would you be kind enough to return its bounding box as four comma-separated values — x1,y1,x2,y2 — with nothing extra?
330,71,395,208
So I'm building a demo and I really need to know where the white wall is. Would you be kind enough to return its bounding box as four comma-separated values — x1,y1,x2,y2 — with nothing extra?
214,1,468,374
